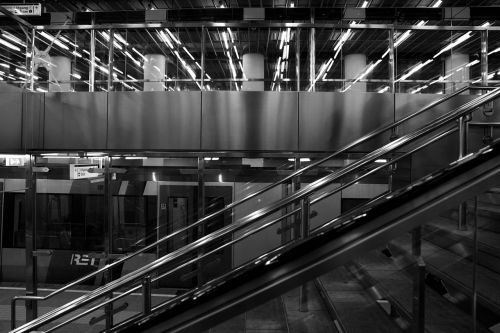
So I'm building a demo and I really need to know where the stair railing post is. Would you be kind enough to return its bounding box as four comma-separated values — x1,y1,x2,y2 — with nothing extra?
142,275,152,315
299,197,310,312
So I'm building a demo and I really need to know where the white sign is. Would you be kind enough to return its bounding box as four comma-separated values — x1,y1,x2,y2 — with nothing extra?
0,3,42,16
6,156,25,167
69,164,100,180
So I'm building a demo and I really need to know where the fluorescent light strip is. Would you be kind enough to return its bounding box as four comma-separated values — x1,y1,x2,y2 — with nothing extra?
1,33,26,47
397,59,433,82
158,30,173,49
39,31,69,50
132,47,146,61
222,32,229,49
0,37,21,51
70,73,81,79
166,29,181,45
183,47,195,61
433,32,472,58
227,28,234,43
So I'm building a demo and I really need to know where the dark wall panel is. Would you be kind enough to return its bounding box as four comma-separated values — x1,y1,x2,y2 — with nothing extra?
298,92,394,152
108,91,201,150
23,93,44,151
0,93,23,151
44,92,107,150
202,91,298,151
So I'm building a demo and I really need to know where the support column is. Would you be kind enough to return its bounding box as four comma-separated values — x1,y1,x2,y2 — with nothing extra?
242,53,264,91
49,56,71,92
144,54,166,91
344,54,367,92
25,155,37,321
445,53,469,93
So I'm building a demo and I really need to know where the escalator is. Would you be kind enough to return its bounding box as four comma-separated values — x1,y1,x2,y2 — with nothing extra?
9,85,500,333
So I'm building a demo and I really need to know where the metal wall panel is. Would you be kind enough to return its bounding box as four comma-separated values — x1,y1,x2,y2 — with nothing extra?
0,93,23,151
395,93,475,181
23,93,44,151
299,92,394,152
108,91,201,150
44,92,107,150
202,91,298,151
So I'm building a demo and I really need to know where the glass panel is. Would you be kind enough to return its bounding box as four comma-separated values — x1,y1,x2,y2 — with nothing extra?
206,27,298,91
0,27,30,89
396,28,481,94
314,28,390,93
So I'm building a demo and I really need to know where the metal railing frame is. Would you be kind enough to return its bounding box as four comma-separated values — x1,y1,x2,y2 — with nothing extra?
10,85,497,331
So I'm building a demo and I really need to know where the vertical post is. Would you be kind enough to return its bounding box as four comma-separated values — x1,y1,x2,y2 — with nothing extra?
472,196,478,333
89,15,96,92
299,197,310,312
201,26,205,90
28,29,36,91
104,156,113,329
457,117,468,230
309,10,315,92
412,227,425,333
197,157,205,286
388,28,395,93
481,29,488,87
296,28,300,91
25,155,37,321
107,29,115,91
142,275,152,315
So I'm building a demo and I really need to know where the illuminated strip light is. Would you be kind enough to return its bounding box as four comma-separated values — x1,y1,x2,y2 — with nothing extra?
15,68,39,79
157,30,173,49
99,31,123,50
166,29,181,45
488,46,500,55
59,35,78,48
341,59,382,92
466,59,480,67
114,33,129,46
0,63,9,68
72,50,82,58
239,61,247,80
361,1,369,7
124,51,141,67
183,46,195,61
70,73,81,79
0,37,21,51
433,32,472,58
410,85,428,94
195,62,202,70
279,30,286,50
127,74,137,81
113,67,124,75
307,58,333,91
233,45,240,59
36,87,47,92
378,86,389,93
132,47,146,61
39,31,69,50
122,81,134,90
227,28,234,43
222,32,229,49
432,0,442,7
396,59,433,82
1,32,26,47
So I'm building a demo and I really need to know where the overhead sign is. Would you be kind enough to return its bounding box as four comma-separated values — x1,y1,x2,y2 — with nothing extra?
70,164,100,180
0,3,42,16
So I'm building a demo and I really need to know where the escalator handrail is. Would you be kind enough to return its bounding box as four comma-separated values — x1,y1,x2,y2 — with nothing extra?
11,86,500,333
9,85,481,307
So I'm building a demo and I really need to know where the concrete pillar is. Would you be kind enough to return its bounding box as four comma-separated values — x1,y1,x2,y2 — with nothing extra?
49,56,71,92
242,53,264,91
144,54,166,91
344,54,367,92
445,53,469,93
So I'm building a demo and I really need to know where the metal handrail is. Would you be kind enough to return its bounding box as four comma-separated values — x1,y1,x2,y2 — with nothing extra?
11,86,500,333
8,84,491,328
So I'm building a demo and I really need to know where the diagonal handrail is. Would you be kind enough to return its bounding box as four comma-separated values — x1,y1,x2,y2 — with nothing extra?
8,85,493,328
11,85,500,333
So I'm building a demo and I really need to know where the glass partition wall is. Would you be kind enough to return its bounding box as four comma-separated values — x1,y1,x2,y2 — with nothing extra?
1,23,498,93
